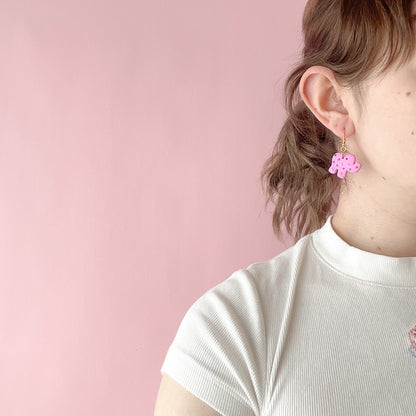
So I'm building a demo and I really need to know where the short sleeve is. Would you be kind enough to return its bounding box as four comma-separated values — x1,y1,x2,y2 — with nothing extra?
160,268,267,416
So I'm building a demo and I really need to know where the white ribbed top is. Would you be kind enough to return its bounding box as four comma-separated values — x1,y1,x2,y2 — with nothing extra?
161,215,416,415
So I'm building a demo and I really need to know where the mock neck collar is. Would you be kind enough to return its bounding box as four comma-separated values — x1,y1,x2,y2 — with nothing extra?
312,215,416,288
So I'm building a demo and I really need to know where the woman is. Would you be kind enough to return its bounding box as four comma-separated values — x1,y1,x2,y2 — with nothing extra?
155,0,416,414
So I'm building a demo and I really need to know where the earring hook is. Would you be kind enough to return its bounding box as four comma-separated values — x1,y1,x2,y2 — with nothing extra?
340,130,347,154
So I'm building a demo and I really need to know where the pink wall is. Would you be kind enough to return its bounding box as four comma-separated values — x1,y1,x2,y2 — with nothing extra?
0,1,306,414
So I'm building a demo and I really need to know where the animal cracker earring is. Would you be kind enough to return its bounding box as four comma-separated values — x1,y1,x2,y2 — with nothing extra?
328,130,361,179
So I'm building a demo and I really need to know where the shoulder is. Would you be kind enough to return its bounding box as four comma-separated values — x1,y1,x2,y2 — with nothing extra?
160,234,314,414
243,233,313,301
183,232,313,333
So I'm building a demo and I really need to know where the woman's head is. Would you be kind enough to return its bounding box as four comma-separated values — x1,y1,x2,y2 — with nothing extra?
261,0,416,243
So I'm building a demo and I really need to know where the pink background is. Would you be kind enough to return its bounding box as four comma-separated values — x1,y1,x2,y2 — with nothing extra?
0,0,306,414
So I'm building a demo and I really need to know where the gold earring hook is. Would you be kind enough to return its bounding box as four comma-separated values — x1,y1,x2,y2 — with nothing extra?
340,130,347,154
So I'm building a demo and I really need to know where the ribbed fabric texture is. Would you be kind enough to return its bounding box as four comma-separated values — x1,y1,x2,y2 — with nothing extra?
161,215,416,415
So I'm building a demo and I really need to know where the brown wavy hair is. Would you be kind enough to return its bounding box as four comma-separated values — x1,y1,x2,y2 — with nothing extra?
261,0,416,243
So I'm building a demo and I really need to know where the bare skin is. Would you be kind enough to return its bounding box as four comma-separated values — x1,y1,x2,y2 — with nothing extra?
154,374,221,416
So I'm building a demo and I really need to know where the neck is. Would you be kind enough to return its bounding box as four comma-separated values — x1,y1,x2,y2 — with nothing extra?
332,180,416,258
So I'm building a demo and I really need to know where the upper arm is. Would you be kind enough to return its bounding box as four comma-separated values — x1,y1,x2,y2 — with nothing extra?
154,374,222,416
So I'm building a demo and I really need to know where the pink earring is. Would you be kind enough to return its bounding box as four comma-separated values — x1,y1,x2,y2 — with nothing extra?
328,130,361,179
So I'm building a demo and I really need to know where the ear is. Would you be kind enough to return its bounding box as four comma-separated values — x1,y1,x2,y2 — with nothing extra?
299,66,354,138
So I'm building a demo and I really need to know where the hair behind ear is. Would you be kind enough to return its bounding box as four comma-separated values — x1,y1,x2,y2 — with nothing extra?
261,99,339,243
